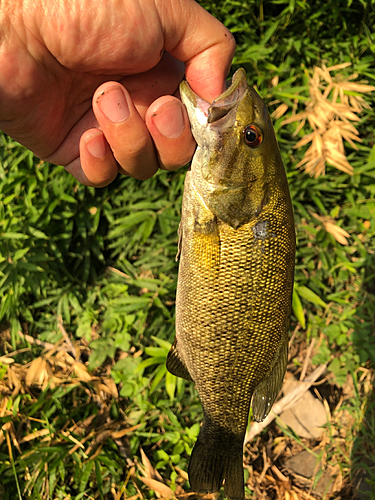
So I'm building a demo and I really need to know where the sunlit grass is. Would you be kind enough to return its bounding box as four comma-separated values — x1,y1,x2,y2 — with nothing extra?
1,0,375,498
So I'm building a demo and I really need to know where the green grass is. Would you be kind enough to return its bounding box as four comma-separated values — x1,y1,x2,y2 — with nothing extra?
1,0,375,498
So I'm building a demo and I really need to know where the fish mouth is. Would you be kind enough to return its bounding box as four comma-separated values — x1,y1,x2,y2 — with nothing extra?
180,68,249,126
207,68,249,124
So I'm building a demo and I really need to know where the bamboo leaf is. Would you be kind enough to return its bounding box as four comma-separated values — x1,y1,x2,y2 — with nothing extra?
297,285,327,308
292,288,306,329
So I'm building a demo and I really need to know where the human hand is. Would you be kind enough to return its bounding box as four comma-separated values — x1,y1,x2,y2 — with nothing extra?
0,0,235,186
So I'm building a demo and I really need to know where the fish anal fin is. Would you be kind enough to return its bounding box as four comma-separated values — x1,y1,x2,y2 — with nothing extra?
252,335,288,422
166,339,193,381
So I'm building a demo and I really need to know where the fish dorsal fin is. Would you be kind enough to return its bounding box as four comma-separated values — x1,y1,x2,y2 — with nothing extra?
251,335,288,422
166,340,193,381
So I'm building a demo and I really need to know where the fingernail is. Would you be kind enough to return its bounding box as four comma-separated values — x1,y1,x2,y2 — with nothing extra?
85,132,106,158
151,101,185,138
97,86,130,123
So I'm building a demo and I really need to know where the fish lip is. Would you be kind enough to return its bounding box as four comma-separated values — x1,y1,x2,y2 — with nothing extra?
207,68,249,124
180,68,249,125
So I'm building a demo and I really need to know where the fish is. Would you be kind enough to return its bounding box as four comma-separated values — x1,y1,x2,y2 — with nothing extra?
166,68,296,500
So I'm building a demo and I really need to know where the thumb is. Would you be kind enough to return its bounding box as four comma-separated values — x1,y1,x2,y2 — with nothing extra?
160,0,236,102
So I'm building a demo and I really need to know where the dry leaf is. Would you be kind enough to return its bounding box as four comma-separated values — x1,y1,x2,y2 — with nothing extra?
6,366,22,394
272,103,288,119
281,63,374,177
61,430,86,449
138,477,175,499
0,356,14,365
175,466,189,481
327,62,352,71
0,397,9,417
271,75,279,87
324,222,350,245
25,357,46,387
73,362,92,382
103,377,118,398
310,212,350,245
112,423,142,439
141,448,164,481
3,421,21,453
20,428,50,443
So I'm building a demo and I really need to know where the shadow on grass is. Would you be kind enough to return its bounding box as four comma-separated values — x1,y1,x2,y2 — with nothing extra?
351,386,375,499
349,254,375,499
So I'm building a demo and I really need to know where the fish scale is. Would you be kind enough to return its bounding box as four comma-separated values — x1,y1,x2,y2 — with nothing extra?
167,68,295,499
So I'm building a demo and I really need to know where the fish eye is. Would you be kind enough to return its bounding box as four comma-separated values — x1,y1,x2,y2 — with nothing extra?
243,125,263,148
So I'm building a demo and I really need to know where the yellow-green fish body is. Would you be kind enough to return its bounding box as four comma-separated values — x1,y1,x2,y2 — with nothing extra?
167,69,295,500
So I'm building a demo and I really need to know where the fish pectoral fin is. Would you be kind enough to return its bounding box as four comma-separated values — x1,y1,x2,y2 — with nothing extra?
175,221,183,262
251,335,288,422
166,339,193,381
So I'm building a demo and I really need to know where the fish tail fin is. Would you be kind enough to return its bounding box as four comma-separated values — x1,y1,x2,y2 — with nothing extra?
188,426,245,500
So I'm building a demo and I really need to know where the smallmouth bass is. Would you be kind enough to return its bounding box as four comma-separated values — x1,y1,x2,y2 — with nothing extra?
166,69,296,500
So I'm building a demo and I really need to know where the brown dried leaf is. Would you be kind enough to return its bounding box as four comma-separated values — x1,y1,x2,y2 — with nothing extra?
348,95,364,112
294,132,315,149
324,222,350,245
336,121,360,135
315,66,331,84
0,356,14,365
25,357,46,387
112,423,142,440
272,103,288,119
102,378,118,398
339,82,375,93
3,421,21,453
323,83,335,100
281,112,308,126
95,428,115,444
327,62,352,71
307,113,326,131
325,150,353,174
141,448,164,482
139,477,175,499
312,133,324,157
73,362,92,382
285,64,374,177
7,366,22,393
339,131,361,149
291,119,306,137
352,94,372,110
20,428,50,443
175,466,189,481
0,397,9,417
336,108,361,122
55,350,75,366
271,75,279,87
61,430,86,449
290,491,301,500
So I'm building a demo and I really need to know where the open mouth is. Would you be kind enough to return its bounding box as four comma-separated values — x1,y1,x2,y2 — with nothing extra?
184,68,249,127
207,69,249,124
